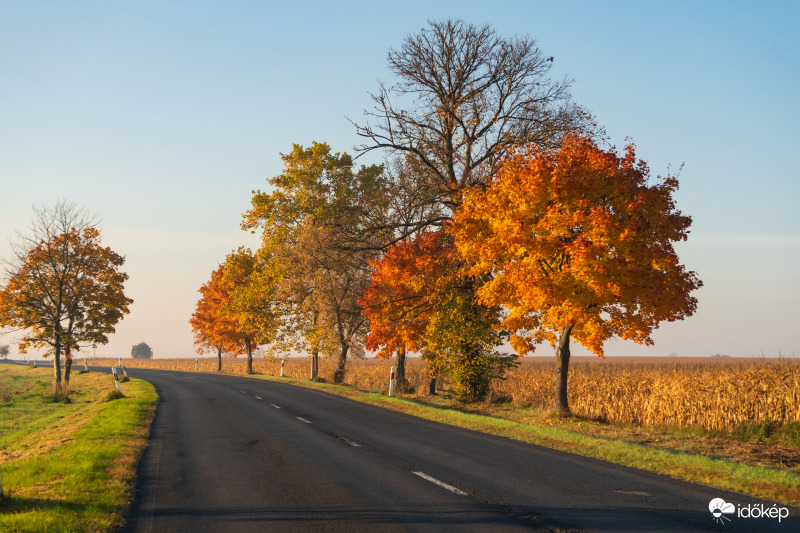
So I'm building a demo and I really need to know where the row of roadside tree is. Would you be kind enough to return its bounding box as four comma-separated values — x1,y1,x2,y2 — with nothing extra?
189,20,702,412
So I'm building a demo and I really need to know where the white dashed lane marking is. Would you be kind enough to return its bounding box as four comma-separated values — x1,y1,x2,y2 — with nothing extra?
270,404,281,409
296,417,312,424
255,396,262,400
413,471,467,496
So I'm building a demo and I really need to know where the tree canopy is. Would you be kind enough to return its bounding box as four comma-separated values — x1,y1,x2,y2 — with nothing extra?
131,342,153,359
354,19,594,219
243,142,382,383
187,20,700,407
0,202,132,395
350,19,597,397
452,134,702,412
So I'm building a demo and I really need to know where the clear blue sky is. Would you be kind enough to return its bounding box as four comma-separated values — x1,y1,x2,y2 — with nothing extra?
1,1,798,359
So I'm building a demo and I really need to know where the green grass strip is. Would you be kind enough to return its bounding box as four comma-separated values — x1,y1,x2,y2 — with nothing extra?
0,364,157,532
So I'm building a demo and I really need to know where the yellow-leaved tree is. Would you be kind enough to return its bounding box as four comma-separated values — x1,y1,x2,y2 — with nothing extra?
452,134,702,414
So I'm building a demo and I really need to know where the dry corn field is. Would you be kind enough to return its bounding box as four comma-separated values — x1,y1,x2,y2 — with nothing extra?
95,355,800,433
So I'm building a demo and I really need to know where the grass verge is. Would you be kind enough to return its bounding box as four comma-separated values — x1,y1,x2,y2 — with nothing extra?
0,363,157,532
253,374,800,508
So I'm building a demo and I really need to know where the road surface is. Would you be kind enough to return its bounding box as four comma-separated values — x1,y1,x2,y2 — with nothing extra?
116,367,797,532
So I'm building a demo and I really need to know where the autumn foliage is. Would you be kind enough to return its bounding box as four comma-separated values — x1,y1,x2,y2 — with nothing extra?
0,203,131,395
452,134,702,410
190,249,277,374
361,230,514,400
361,231,455,359
454,134,701,356
190,265,244,359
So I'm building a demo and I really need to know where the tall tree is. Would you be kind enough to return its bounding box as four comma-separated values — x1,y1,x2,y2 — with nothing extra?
221,248,278,374
0,202,131,396
352,20,594,398
452,134,702,414
243,142,382,383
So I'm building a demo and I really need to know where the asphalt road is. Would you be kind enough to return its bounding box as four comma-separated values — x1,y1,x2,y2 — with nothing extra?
111,367,797,532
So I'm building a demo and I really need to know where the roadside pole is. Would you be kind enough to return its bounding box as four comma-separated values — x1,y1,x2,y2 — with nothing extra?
111,368,122,394
281,359,285,377
121,362,128,379
389,366,396,397
195,358,198,371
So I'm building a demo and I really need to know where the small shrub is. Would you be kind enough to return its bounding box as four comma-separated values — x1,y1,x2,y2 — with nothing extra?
105,390,124,401
776,422,800,447
734,422,778,442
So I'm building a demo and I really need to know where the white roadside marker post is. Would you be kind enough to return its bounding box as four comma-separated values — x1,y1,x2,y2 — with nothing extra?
112,368,122,394
281,359,285,377
84,358,88,371
121,362,128,379
389,366,396,397
195,358,198,371
118,356,121,367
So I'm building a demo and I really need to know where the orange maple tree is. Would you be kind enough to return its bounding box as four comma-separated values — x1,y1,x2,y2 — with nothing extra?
361,230,513,400
189,265,244,372
361,231,453,358
452,134,702,413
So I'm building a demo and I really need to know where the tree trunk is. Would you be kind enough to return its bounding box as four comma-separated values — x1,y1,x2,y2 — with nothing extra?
395,347,408,392
53,331,64,396
555,324,575,415
64,344,73,387
310,349,319,381
429,375,437,395
216,345,222,372
245,338,253,374
333,344,348,384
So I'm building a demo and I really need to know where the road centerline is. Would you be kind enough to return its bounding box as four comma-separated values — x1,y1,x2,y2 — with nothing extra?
413,471,468,496
341,437,362,448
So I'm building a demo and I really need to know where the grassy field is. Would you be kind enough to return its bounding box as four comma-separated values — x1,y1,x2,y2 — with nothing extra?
99,354,800,506
0,363,156,533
